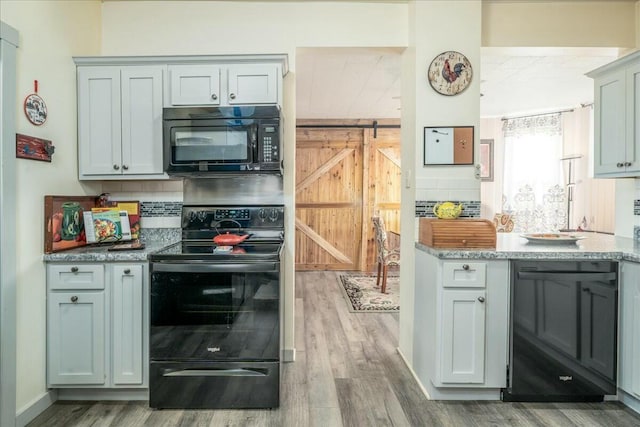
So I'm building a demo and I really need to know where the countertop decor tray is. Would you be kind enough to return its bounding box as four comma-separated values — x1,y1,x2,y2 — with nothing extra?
520,233,586,244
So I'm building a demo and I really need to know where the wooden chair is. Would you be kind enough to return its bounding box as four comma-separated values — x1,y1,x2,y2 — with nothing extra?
372,216,400,294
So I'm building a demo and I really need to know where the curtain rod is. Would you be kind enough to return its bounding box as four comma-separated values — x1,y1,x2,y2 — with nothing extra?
501,108,575,122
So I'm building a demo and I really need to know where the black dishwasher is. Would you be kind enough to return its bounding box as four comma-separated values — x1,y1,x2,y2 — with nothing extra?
502,260,618,402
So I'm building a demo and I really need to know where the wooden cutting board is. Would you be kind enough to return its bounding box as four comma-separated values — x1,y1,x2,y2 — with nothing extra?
419,218,497,249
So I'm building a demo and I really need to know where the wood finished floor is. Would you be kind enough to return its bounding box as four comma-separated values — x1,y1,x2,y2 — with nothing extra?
28,271,640,427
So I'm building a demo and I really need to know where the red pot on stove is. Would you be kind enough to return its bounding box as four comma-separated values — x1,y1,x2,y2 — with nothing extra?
213,232,250,246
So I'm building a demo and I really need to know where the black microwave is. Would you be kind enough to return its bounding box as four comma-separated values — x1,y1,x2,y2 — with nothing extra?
163,105,282,176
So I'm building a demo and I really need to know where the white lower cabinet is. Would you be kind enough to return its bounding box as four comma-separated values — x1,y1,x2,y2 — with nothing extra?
112,264,144,385
48,291,106,385
413,250,509,396
620,261,640,397
440,289,486,384
47,262,147,388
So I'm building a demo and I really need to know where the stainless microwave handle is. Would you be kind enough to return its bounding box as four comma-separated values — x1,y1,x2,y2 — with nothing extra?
163,368,267,377
152,262,279,273
517,271,617,281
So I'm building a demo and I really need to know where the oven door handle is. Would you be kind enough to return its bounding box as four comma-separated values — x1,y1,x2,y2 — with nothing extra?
163,368,268,377
152,262,279,273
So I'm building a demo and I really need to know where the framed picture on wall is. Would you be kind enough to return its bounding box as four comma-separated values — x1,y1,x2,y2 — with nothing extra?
479,139,494,182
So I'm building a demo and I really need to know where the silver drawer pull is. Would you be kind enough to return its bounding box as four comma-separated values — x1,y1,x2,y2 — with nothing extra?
124,268,131,275
477,296,485,303
229,93,236,100
462,264,470,271
211,94,218,100
70,266,79,273
71,296,78,303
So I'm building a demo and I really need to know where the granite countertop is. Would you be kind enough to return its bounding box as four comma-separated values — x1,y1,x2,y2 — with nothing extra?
416,232,640,262
43,228,180,263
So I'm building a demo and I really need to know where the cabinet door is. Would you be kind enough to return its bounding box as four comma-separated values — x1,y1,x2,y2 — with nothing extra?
580,281,617,381
440,289,486,383
121,67,164,175
227,65,278,104
48,291,105,385
112,264,144,385
625,63,640,174
168,65,221,105
620,262,640,396
594,70,626,176
78,67,122,176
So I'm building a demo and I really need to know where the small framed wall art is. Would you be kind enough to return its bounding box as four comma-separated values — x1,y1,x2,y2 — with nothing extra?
424,126,474,166
479,139,494,181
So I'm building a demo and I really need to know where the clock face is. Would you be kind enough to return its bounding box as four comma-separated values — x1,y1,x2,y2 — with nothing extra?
427,51,473,96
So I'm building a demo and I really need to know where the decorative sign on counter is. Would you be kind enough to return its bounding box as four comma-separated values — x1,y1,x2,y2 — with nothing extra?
16,133,54,162
44,195,99,254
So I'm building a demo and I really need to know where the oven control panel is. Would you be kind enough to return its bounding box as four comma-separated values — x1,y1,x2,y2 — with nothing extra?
183,206,285,230
214,209,250,221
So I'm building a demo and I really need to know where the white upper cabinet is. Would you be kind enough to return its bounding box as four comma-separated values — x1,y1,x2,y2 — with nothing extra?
168,65,221,106
77,65,164,180
167,63,280,106
227,65,278,104
588,51,640,177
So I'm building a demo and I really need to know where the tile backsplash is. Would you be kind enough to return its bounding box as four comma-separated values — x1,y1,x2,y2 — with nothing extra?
141,201,182,217
415,200,481,218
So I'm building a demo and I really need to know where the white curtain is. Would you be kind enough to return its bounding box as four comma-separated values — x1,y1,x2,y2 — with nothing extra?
502,114,566,232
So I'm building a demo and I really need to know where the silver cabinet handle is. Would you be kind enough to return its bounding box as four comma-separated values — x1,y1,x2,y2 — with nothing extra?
478,296,485,303
124,268,131,275
70,266,79,273
211,94,218,100
625,162,632,167
229,93,236,100
122,165,129,171
113,164,120,170
462,264,470,270
71,296,78,303
617,162,624,168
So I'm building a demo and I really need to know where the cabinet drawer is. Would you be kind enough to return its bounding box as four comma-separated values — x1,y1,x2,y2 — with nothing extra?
442,262,486,288
48,264,105,290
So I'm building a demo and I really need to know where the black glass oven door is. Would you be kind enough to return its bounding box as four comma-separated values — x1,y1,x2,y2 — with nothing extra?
150,262,279,362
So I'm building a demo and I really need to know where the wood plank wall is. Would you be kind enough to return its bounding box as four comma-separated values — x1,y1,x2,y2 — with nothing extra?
295,120,401,271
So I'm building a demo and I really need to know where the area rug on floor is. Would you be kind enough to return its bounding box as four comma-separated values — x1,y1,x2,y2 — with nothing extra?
339,274,399,312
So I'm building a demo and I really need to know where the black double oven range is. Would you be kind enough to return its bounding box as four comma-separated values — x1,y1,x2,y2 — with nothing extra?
149,105,284,409
149,204,284,409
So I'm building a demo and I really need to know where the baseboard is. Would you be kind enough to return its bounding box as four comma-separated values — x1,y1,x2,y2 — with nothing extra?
618,389,640,415
396,347,431,400
282,348,296,362
16,389,58,427
57,388,149,401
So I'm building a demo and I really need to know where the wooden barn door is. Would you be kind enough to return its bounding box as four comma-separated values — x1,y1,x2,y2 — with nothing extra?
295,128,363,270
362,128,402,271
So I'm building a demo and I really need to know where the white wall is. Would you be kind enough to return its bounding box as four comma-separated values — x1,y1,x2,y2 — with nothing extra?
482,0,636,48
0,0,102,414
399,0,482,363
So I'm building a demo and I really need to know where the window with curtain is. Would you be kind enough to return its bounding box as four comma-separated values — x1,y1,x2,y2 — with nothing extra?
502,113,566,232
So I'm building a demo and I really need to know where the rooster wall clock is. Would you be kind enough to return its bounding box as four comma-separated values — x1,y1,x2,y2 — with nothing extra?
428,51,473,96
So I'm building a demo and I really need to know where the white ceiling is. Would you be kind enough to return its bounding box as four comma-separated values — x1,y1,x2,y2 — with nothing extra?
295,47,622,120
